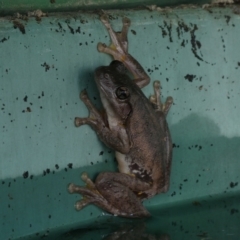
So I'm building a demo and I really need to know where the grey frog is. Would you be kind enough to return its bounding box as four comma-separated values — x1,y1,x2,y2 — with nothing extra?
68,15,173,218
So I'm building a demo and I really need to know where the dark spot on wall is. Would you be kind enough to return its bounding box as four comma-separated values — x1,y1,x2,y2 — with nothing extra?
26,107,31,112
230,182,238,188
190,24,203,61
181,39,186,47
171,191,176,196
68,163,73,169
230,209,239,215
176,20,190,39
172,143,180,148
68,25,74,34
50,0,55,3
159,24,167,38
184,74,196,82
13,20,25,34
76,26,81,33
0,36,10,43
23,96,28,102
99,151,104,156
131,29,136,35
23,171,29,178
41,62,50,72
58,22,62,30
224,15,231,25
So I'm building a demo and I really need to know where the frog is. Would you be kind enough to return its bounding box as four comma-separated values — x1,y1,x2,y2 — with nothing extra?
68,15,173,218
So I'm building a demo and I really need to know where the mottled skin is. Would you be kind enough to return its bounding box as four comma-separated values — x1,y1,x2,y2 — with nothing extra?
68,15,173,218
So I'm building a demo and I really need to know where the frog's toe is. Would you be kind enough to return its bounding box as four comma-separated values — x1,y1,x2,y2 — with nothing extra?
68,183,77,193
100,14,109,24
81,172,89,181
97,42,107,52
80,89,88,99
149,95,157,105
75,199,89,210
81,172,96,189
74,117,87,127
165,96,173,106
163,96,173,115
153,80,160,90
122,17,131,26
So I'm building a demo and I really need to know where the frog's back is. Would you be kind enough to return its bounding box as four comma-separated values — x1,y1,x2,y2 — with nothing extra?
127,93,172,197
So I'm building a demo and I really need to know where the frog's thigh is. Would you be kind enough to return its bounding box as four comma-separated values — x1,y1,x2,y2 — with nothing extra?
95,172,151,217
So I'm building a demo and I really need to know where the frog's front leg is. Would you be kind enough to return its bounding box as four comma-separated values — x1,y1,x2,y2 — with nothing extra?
98,15,150,88
149,81,173,116
68,172,151,218
75,89,130,153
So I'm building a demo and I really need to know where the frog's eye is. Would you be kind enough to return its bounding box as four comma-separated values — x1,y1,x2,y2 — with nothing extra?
116,87,129,100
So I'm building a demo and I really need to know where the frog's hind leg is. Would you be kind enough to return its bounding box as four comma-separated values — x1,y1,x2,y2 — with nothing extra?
150,81,173,116
94,172,151,218
68,172,151,218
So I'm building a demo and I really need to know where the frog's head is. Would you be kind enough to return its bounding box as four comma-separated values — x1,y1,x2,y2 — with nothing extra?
94,60,134,120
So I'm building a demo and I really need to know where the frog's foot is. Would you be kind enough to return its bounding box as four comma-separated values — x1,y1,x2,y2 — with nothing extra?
74,89,103,128
68,172,106,211
149,81,173,116
98,15,130,57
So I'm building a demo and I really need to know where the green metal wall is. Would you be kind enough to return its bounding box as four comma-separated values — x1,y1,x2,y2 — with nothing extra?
1,6,240,240
0,0,210,15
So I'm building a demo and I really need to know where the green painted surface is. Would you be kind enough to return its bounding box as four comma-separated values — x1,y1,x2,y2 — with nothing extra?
0,7,240,240
0,0,210,15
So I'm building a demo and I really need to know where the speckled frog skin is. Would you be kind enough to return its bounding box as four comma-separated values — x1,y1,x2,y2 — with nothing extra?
68,15,173,218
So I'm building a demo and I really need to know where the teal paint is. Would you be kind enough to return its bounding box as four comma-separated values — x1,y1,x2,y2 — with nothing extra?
0,7,240,239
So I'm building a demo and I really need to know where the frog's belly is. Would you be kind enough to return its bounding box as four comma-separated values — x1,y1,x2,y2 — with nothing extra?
115,151,131,174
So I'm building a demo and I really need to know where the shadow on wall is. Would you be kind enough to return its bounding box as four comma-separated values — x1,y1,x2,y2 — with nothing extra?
158,113,240,202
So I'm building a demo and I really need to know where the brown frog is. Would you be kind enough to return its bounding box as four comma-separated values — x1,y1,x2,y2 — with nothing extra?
68,15,173,218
